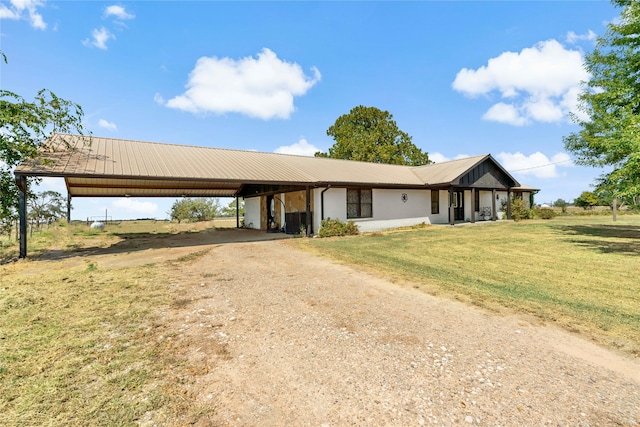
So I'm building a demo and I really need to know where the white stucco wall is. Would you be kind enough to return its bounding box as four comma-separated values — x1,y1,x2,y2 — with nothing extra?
243,197,260,229
429,190,450,224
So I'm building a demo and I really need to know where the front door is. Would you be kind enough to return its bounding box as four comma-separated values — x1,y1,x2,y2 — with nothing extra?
453,191,464,221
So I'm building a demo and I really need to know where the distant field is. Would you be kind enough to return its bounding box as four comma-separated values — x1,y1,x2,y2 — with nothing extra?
295,215,640,355
0,217,239,262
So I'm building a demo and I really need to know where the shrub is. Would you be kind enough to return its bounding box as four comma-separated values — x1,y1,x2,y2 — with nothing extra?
318,218,359,237
509,198,532,221
534,208,556,220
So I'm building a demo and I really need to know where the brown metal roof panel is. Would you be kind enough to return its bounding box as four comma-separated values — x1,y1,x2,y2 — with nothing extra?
410,155,488,184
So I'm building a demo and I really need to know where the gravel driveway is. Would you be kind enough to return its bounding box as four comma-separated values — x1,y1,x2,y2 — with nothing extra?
162,239,639,426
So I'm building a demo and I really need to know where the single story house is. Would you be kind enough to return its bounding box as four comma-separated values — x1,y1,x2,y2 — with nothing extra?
14,134,538,256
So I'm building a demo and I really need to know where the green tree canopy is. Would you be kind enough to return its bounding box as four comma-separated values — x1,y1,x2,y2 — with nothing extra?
574,191,600,210
28,191,66,228
563,0,640,199
220,198,244,217
1,54,87,235
316,105,431,166
169,198,220,223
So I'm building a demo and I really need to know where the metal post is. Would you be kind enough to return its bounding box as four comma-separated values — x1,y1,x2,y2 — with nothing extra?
17,175,28,258
305,186,311,236
236,197,240,228
67,194,72,223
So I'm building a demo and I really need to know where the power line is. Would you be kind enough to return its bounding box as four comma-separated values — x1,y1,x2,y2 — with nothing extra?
509,158,573,172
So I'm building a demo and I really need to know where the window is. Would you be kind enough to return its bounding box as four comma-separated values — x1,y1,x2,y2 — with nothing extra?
474,190,480,212
431,190,439,214
347,189,372,218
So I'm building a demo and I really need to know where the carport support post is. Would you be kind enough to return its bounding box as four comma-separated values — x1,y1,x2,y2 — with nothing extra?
236,197,240,228
67,194,72,224
17,175,28,258
305,186,311,236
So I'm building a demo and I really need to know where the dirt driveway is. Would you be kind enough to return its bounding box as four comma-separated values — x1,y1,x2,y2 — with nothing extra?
134,236,640,426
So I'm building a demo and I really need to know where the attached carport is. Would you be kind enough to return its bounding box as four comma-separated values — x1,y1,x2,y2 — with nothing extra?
13,134,318,258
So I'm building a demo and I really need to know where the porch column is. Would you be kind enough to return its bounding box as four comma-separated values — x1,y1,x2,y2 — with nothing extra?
507,189,512,220
449,187,455,226
470,188,476,223
491,189,497,221
305,186,311,236
17,175,28,258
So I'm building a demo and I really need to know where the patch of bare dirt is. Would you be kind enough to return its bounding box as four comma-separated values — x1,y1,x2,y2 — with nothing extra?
150,239,639,426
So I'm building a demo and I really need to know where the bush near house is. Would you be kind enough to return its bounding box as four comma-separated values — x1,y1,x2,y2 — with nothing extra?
318,218,359,237
534,208,557,220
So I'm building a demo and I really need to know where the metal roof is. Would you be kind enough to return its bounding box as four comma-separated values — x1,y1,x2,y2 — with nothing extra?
14,134,536,197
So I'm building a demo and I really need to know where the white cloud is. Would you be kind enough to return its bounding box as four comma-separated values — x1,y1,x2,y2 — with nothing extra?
429,152,450,163
482,103,529,126
112,198,158,216
428,152,471,163
104,5,134,20
274,138,320,156
83,26,114,50
496,151,573,179
153,93,164,104
566,30,597,44
452,39,589,125
164,48,321,120
98,119,117,131
0,0,46,29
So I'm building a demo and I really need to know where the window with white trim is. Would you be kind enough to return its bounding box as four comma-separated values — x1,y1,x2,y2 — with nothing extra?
347,188,372,219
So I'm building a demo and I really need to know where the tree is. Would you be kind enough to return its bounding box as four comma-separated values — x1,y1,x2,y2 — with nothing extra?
28,191,66,228
169,198,220,223
1,53,87,236
574,191,600,210
563,0,640,200
220,198,244,217
553,198,568,213
316,105,431,166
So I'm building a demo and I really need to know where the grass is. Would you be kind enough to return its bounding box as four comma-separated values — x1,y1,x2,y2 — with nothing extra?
0,227,222,426
0,218,238,263
294,215,640,355
1,215,638,424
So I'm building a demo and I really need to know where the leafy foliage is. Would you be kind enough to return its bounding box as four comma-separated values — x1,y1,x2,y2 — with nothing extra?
28,191,67,228
563,1,640,200
169,198,220,223
220,198,244,217
1,54,87,234
509,198,533,221
316,105,431,166
574,191,600,209
553,198,568,213
533,208,557,220
318,218,359,237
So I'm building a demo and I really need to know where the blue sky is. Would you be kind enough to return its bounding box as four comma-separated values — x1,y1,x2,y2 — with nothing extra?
1,0,619,220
